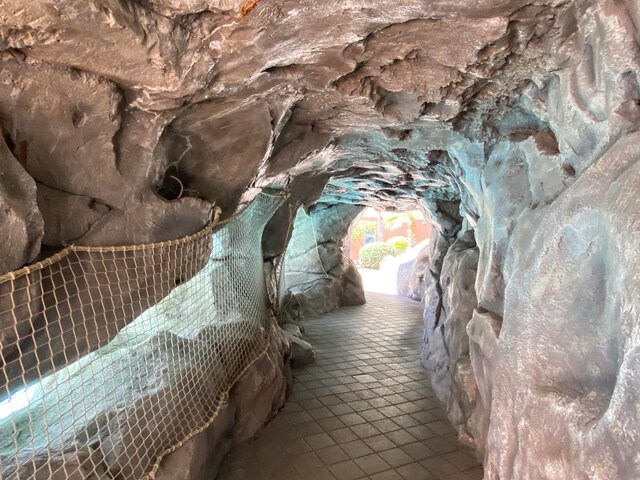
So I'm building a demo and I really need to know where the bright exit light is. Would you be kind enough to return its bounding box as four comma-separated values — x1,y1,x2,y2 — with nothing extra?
0,385,38,421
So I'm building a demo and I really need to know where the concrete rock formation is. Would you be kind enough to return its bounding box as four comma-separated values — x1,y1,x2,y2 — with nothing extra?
0,0,639,478
0,328,291,480
396,240,431,301
0,133,43,272
284,331,316,368
283,202,366,317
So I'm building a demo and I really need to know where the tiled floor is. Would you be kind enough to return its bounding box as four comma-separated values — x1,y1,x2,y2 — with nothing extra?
218,292,483,480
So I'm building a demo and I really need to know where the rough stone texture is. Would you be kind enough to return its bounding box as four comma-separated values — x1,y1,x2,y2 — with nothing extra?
396,240,430,301
1,328,291,480
229,329,292,443
283,202,366,317
0,132,43,272
284,331,315,368
281,322,302,339
415,5,640,477
154,405,237,480
154,328,292,478
0,55,212,248
484,133,640,480
422,230,481,451
0,0,639,478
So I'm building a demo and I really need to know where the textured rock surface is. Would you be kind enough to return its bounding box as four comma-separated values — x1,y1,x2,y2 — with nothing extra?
1,328,291,480
154,328,291,479
284,331,316,368
422,230,481,450
484,133,640,479
0,133,43,272
396,240,430,301
0,0,639,478
281,322,302,339
283,202,365,317
154,405,237,480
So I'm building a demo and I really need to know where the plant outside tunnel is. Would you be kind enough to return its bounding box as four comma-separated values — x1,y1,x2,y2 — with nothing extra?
0,1,639,479
359,242,396,269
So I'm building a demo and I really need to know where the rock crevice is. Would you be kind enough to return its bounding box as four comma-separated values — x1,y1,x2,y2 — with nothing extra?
0,0,639,478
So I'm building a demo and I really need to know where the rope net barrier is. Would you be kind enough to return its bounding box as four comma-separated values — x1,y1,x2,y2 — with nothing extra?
0,190,287,480
283,207,329,292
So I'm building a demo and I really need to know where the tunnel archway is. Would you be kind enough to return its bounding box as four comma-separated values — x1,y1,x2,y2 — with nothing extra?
0,1,638,479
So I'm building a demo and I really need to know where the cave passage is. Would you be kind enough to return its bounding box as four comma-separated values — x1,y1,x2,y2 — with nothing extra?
219,292,482,480
1,0,639,478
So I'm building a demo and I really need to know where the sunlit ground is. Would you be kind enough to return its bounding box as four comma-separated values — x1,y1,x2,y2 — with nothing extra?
358,266,398,295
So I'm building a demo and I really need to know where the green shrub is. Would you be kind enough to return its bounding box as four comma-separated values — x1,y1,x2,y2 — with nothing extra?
386,236,409,255
350,221,377,241
359,242,397,269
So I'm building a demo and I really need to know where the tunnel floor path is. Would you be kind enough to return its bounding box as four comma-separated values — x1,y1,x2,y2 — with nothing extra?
218,292,483,480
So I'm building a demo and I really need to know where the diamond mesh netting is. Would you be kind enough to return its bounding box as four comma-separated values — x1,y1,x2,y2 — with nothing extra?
283,208,329,291
0,190,287,480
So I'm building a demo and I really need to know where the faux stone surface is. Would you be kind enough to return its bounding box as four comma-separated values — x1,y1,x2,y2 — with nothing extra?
396,241,430,301
284,203,366,317
422,231,480,451
218,293,482,480
156,328,292,480
285,331,316,369
1,328,292,479
0,133,43,272
0,0,639,477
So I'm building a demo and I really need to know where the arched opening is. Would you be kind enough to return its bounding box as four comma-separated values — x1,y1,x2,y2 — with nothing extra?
0,2,638,479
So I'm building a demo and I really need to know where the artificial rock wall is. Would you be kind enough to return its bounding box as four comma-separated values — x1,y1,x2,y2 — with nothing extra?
0,0,639,479
416,4,640,475
154,330,291,480
283,202,365,318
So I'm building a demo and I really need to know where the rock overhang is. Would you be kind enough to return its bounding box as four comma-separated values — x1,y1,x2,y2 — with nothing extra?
1,1,640,478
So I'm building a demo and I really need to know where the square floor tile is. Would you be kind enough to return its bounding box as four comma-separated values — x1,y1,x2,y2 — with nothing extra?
386,430,417,447
421,456,459,477
423,437,461,454
286,411,314,425
305,432,336,450
308,407,335,420
443,450,481,471
364,434,396,452
371,418,402,434
396,462,436,480
317,416,345,431
354,453,391,475
351,423,381,439
316,445,350,465
401,442,436,461
339,413,367,426
360,409,386,422
406,425,437,441
329,403,355,415
328,460,366,480
218,294,478,480
329,427,359,444
304,467,336,480
379,447,415,468
369,469,404,480
282,437,312,455
341,439,374,459
296,421,325,436
291,451,323,474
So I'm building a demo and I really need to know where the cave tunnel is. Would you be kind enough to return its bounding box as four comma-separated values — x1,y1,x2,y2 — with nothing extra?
0,1,639,479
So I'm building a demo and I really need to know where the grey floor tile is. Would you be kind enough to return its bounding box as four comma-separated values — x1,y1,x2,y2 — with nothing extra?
217,293,484,480
328,459,366,480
